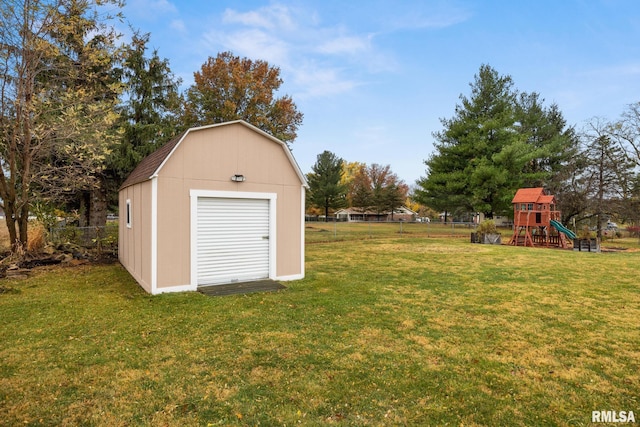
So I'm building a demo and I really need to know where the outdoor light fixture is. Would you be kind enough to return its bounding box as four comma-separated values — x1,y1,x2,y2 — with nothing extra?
231,174,246,182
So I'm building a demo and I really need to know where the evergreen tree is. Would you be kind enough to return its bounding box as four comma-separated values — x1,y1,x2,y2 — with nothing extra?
109,31,183,185
514,93,578,193
419,65,518,218
306,151,347,220
417,64,578,219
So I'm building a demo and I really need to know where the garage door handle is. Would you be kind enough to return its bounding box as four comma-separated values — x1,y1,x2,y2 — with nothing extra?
262,235,269,240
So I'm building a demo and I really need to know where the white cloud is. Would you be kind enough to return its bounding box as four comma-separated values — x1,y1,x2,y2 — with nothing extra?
170,19,186,33
202,2,438,100
204,28,290,67
291,65,360,98
374,1,471,31
317,34,373,55
222,4,296,32
152,0,177,13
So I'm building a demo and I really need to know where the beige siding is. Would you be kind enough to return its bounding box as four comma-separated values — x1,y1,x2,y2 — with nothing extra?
155,122,304,290
276,184,304,277
118,181,153,292
156,177,188,288
119,121,305,293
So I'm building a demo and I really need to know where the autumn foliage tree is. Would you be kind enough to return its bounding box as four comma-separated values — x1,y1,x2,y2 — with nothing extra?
0,0,124,249
348,163,408,218
184,51,303,143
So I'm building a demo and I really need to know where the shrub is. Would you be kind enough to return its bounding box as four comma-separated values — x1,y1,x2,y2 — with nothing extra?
478,219,498,235
577,226,594,240
27,221,47,253
626,226,640,237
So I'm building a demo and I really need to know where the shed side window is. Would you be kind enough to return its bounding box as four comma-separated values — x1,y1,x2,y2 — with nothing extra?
126,199,132,228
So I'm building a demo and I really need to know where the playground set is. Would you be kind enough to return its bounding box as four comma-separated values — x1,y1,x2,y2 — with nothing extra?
508,187,577,248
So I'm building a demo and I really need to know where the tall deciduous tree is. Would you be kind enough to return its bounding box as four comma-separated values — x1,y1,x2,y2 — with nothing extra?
306,151,347,220
0,0,123,249
580,118,635,238
349,163,407,218
184,51,303,143
349,164,373,212
609,102,640,225
610,102,640,167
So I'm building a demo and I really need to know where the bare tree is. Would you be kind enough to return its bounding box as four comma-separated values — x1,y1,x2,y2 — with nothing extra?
610,102,640,166
580,118,635,238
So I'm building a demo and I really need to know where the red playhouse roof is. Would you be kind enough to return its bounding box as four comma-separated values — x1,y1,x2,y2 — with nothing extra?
512,187,556,204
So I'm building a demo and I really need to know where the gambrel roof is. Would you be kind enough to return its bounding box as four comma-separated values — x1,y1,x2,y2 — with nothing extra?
120,120,307,190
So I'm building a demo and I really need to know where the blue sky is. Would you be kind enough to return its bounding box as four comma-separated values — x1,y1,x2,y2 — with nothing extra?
118,0,640,185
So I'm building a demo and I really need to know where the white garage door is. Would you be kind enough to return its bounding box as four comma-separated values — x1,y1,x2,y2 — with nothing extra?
196,197,270,286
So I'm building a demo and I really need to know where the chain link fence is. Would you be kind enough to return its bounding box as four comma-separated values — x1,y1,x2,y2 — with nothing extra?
49,223,118,254
305,220,484,243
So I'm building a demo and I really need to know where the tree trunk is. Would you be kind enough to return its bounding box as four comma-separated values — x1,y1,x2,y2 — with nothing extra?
79,192,89,227
89,185,107,227
4,204,18,251
18,203,29,248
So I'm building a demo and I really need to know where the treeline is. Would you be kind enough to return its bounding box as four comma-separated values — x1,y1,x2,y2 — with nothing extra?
415,65,639,239
306,152,410,219
307,65,640,238
0,0,302,251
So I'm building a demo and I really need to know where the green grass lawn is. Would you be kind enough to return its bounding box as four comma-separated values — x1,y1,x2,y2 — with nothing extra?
305,221,475,242
1,237,639,426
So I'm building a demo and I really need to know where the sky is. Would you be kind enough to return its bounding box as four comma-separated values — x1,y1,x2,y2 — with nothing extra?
117,0,640,185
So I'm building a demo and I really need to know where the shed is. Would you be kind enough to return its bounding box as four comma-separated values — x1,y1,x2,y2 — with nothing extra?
118,120,308,294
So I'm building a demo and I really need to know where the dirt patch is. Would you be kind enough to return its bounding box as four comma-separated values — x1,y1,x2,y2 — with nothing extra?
0,251,118,280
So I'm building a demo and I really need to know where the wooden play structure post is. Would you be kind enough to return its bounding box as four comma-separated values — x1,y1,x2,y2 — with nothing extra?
508,187,574,249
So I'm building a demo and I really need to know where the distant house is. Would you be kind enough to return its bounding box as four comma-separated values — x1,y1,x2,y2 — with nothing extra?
335,206,417,222
472,212,512,227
